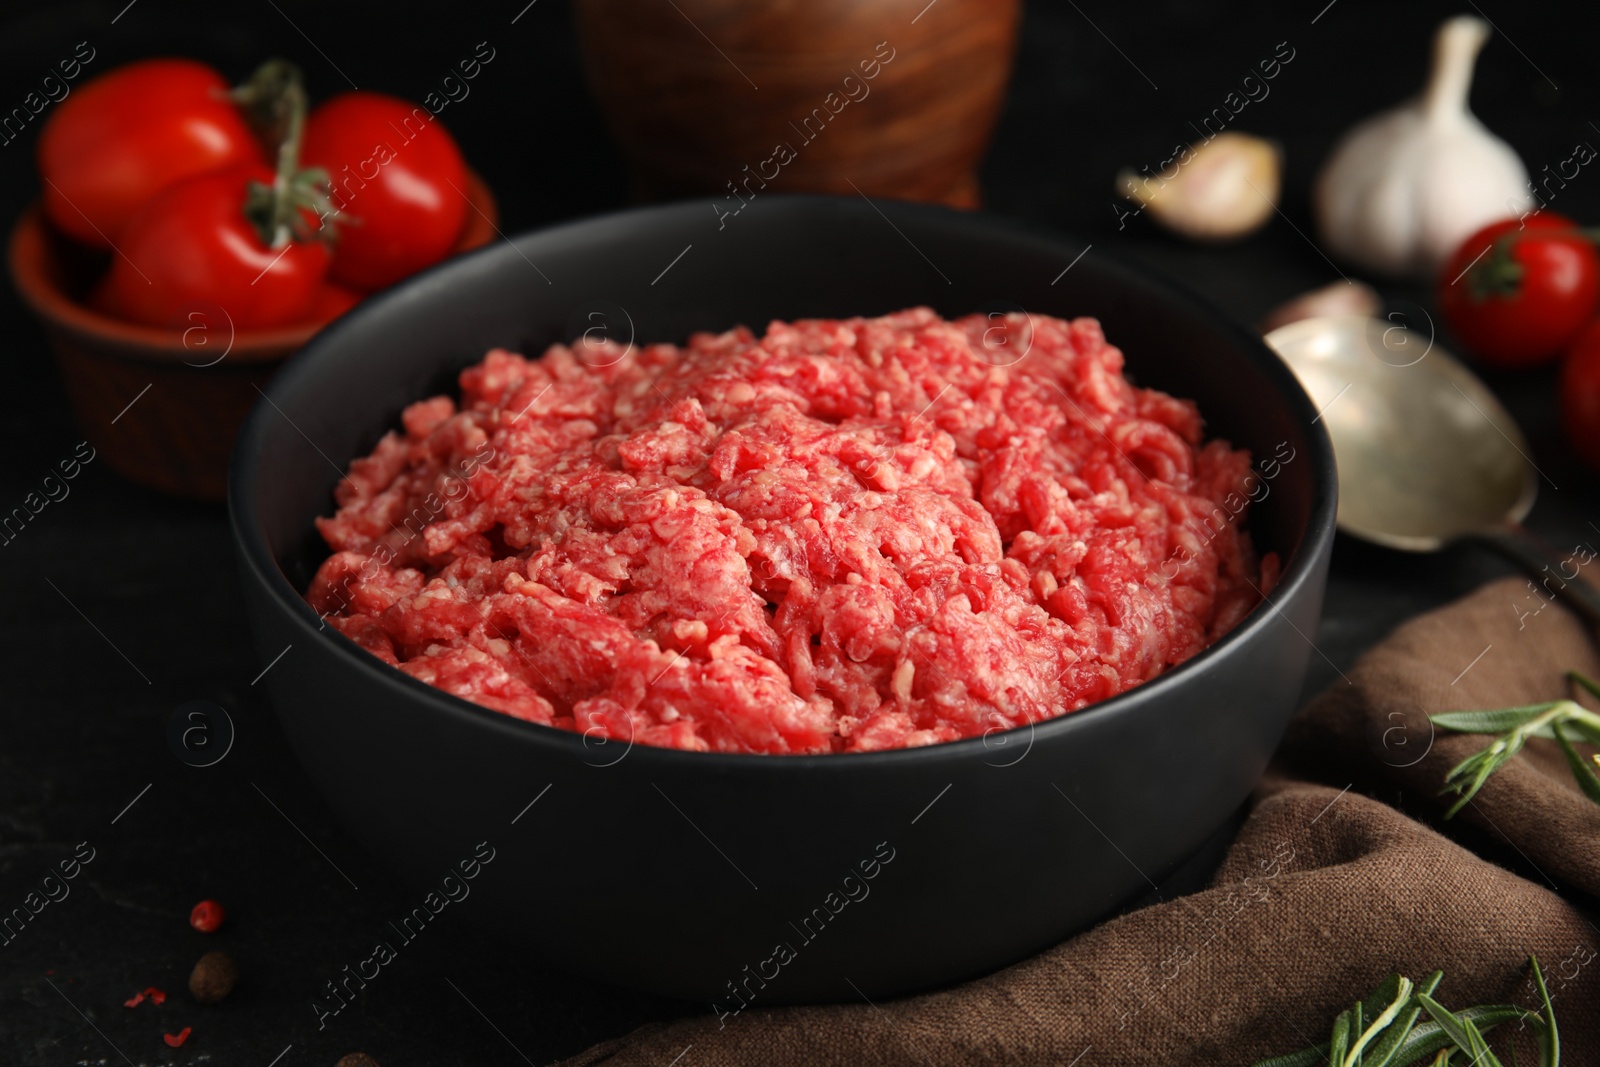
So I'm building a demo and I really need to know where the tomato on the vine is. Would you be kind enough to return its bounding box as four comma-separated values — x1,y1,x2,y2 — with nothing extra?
1437,213,1600,369
301,91,468,291
93,165,331,331
37,58,265,247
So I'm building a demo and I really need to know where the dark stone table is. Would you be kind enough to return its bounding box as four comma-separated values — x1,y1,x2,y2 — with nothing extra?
2,0,1594,1063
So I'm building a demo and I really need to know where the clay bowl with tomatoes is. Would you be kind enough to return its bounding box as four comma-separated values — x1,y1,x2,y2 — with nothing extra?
230,196,1337,1002
9,57,499,501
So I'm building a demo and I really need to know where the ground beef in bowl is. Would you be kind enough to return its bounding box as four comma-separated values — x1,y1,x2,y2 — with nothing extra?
306,307,1278,754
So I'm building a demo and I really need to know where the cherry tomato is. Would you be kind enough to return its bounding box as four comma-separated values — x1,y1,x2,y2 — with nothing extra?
94,165,330,331
1437,213,1600,369
1561,319,1600,472
37,58,265,247
307,282,362,324
300,91,468,291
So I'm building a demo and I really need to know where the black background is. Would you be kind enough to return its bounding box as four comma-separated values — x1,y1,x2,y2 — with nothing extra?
2,1,1598,1064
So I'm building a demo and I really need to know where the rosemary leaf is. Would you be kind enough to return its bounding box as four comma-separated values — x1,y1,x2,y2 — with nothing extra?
1250,1046,1329,1067
1441,742,1520,818
1531,955,1559,1066
1417,995,1481,1054
1551,722,1600,805
1374,1022,1432,1067
1348,976,1413,1065
1431,704,1563,733
1359,973,1404,1018
1365,971,1443,1067
1329,1008,1351,1065
1567,670,1600,702
1460,1016,1505,1067
1562,715,1600,748
1392,1005,1526,1065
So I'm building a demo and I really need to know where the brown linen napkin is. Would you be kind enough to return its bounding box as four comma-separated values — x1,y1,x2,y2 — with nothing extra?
560,578,1600,1066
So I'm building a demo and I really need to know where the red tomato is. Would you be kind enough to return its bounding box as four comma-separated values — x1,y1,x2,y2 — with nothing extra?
1437,213,1600,369
1561,319,1600,471
307,282,362,323
94,165,330,330
37,58,265,247
300,92,468,291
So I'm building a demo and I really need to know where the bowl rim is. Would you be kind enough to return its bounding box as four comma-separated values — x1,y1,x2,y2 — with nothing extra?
229,193,1338,772
8,169,498,363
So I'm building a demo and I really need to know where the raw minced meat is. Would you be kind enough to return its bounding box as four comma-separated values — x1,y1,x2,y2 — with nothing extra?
306,308,1278,754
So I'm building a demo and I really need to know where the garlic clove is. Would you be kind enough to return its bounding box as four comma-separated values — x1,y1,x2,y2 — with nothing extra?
1313,16,1532,278
1116,132,1281,242
1258,280,1382,334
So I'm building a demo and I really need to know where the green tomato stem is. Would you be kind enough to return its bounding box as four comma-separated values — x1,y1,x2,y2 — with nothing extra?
231,59,312,249
268,72,307,248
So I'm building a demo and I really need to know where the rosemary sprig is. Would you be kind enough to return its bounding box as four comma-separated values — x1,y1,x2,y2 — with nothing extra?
1428,671,1600,818
1251,958,1556,1067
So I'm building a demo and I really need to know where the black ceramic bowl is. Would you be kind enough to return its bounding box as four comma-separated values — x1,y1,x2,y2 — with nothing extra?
229,196,1336,1005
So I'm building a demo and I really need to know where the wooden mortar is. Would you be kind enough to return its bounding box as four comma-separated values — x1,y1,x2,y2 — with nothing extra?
575,0,1021,209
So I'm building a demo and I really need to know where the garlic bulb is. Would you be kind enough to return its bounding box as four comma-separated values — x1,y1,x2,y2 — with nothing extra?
1314,16,1532,278
1116,132,1281,241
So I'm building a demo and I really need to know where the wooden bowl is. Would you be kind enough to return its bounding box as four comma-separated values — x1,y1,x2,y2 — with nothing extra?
574,0,1020,208
9,170,497,502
